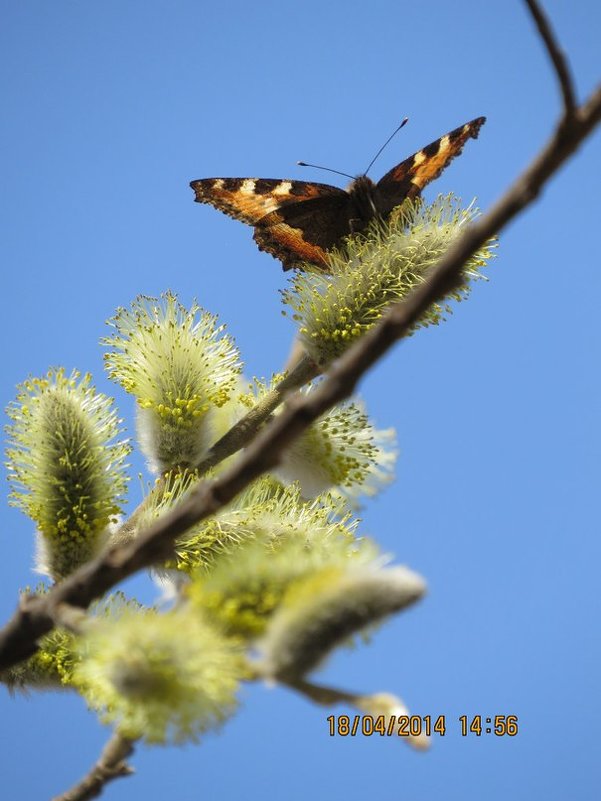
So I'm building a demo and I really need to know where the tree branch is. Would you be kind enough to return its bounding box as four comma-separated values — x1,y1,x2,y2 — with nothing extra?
50,733,135,801
0,0,599,692
524,0,577,116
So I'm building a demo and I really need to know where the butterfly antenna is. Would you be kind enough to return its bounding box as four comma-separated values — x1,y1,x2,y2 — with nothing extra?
363,117,409,176
297,161,355,180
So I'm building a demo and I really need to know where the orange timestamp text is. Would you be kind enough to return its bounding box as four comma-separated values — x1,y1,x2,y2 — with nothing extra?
327,714,519,738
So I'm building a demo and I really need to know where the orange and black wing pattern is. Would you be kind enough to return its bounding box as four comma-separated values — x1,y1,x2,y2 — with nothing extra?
190,177,344,225
190,177,348,270
253,193,352,270
377,116,486,203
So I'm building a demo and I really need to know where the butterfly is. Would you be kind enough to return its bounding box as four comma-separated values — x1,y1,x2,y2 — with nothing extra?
190,116,485,271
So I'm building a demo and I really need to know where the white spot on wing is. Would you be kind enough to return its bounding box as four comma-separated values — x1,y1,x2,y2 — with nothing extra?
273,181,292,195
241,179,256,194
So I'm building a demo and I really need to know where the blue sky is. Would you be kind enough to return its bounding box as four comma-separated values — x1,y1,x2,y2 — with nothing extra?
1,2,600,800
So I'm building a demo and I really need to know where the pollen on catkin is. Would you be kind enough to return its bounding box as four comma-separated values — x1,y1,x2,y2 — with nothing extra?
236,378,397,500
72,608,241,745
136,468,199,530
278,394,397,500
103,292,241,473
172,476,358,575
282,195,495,365
188,530,377,639
5,369,129,579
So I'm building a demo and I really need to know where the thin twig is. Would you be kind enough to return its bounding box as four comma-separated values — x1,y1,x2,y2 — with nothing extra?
51,733,135,801
524,0,577,116
287,677,358,706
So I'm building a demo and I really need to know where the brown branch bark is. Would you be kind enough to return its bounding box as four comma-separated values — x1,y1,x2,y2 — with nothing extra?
524,0,576,115
50,734,135,801
0,5,599,681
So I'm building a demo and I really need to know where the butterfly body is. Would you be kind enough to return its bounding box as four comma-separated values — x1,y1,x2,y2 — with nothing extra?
191,116,485,270
343,175,387,229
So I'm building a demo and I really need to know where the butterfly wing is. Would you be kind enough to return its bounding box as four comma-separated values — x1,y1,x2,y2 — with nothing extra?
190,177,349,270
190,177,344,225
376,116,486,211
253,193,354,270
